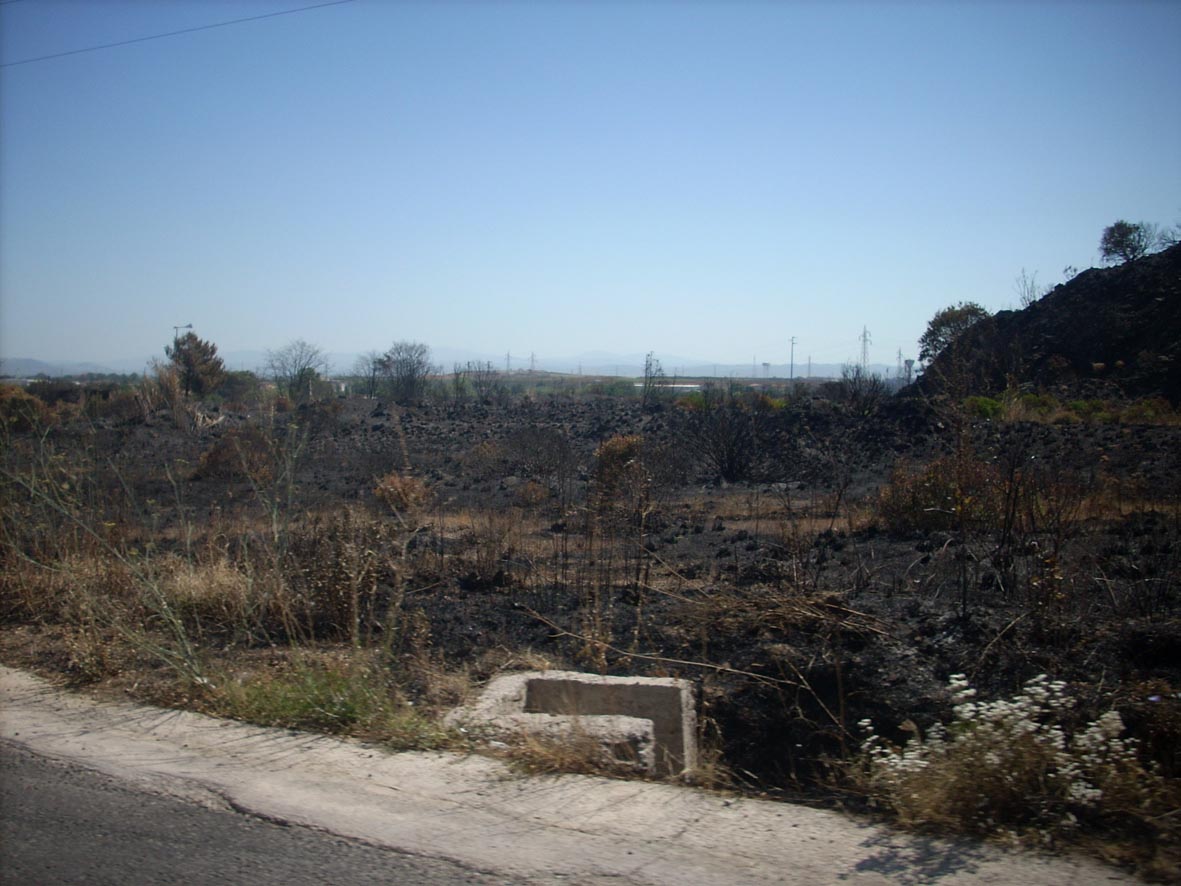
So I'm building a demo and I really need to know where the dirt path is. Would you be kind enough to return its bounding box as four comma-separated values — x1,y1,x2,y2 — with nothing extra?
0,667,1136,885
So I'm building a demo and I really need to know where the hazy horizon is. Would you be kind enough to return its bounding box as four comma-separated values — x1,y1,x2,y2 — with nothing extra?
2,1,1178,369
0,345,899,382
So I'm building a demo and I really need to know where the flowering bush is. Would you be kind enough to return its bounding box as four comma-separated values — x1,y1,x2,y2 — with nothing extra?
855,674,1159,839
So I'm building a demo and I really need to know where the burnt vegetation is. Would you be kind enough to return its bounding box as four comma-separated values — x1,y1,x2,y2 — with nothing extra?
3,246,1181,878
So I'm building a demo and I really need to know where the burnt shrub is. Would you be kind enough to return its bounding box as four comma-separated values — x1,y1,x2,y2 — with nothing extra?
504,426,575,508
673,384,787,483
875,455,1002,536
374,471,432,513
0,385,51,432
193,426,276,483
25,379,83,407
592,434,648,529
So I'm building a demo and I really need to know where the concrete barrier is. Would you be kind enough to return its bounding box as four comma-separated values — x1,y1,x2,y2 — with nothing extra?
447,670,697,777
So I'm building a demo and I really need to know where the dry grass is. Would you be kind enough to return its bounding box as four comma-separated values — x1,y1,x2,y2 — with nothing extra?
498,723,649,778
159,556,257,635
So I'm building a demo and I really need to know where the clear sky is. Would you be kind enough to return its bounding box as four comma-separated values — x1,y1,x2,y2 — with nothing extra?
1,0,1178,372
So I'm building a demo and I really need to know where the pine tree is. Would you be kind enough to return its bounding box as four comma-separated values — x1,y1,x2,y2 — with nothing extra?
165,332,226,398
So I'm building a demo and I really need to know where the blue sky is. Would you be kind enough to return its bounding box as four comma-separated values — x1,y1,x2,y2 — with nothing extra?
2,0,1178,373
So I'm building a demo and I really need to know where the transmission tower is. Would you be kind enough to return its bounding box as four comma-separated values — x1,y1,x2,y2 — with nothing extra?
859,326,872,370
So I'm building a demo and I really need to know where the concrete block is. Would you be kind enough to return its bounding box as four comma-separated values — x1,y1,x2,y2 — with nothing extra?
447,670,697,777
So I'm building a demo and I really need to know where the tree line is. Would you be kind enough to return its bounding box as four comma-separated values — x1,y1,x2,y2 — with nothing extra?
153,336,441,406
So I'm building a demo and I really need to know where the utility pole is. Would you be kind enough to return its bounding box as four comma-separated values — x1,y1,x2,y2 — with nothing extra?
172,323,192,348
789,336,797,381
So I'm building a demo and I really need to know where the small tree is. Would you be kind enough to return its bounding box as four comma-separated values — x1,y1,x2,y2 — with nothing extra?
165,331,225,398
1159,221,1180,249
1099,220,1157,264
216,370,260,403
677,382,761,483
836,363,888,416
919,302,991,364
640,351,667,409
266,339,328,403
352,351,383,399
450,362,469,405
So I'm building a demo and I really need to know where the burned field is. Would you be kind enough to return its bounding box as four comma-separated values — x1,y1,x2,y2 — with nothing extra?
2,384,1180,874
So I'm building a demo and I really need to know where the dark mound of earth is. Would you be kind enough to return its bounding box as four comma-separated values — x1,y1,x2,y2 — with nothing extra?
912,243,1181,404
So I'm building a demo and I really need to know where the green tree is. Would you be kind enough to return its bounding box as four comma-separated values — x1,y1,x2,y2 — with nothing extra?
165,331,225,398
1099,220,1157,264
918,302,991,364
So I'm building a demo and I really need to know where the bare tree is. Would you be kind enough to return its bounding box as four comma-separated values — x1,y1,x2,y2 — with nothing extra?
466,360,500,402
378,341,434,404
1014,268,1049,309
836,363,888,416
266,339,328,403
352,351,382,399
1159,221,1180,249
450,362,469,404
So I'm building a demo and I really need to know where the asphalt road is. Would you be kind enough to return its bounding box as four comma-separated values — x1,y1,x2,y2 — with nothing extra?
0,741,516,885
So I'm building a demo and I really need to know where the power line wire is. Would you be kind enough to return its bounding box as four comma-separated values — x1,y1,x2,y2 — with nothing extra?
1,0,356,68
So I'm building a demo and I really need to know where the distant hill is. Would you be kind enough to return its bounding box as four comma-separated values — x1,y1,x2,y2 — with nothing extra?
912,243,1181,404
0,358,124,378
